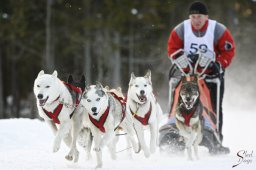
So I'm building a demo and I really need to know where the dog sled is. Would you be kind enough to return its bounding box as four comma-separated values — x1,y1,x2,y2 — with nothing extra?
159,49,230,155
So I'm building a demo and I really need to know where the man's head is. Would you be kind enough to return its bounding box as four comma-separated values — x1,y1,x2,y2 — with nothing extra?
188,1,208,30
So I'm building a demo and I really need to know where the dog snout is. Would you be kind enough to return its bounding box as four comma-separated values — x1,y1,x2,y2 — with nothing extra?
140,90,145,95
37,94,43,99
91,107,97,113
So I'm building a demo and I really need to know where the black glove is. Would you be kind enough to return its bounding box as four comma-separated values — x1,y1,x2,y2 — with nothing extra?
208,62,221,74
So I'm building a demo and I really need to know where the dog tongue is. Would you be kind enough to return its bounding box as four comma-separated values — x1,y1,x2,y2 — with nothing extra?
39,98,47,106
139,95,146,102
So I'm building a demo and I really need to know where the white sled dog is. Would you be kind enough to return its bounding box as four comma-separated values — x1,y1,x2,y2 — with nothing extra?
81,83,139,168
126,70,163,158
33,70,84,162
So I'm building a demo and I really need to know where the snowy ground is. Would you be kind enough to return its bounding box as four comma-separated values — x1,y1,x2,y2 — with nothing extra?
0,104,255,170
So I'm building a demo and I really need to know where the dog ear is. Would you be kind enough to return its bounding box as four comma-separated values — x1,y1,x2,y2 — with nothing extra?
129,72,136,86
80,75,86,84
144,70,151,81
67,75,73,83
193,76,198,83
96,82,103,90
104,86,110,91
181,76,187,83
52,70,58,78
131,72,136,79
80,75,86,91
84,85,90,92
37,70,45,77
117,87,122,92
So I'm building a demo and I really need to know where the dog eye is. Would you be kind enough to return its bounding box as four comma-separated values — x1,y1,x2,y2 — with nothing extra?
96,98,101,101
87,99,91,102
144,84,147,87
37,85,40,88
45,85,50,88
135,85,139,87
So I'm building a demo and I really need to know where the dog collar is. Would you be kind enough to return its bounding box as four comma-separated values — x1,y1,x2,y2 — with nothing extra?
130,102,152,125
89,102,110,133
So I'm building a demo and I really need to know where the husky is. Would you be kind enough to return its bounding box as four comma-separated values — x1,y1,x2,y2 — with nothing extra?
175,76,204,160
67,75,93,160
33,70,84,162
126,70,163,158
80,83,139,168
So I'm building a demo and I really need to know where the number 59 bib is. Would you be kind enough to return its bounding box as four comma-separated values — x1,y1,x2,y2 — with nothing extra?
184,19,216,55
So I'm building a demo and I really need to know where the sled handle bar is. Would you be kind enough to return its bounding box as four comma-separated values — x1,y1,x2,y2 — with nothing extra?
169,49,193,77
169,49,219,78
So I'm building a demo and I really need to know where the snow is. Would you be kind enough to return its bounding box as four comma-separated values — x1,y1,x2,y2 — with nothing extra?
0,104,255,170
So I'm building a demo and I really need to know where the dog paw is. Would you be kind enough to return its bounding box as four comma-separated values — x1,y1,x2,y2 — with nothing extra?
144,150,150,158
85,153,92,160
73,150,79,163
110,153,117,160
95,163,103,169
93,147,101,152
65,154,73,161
65,150,79,162
150,146,156,154
53,144,60,153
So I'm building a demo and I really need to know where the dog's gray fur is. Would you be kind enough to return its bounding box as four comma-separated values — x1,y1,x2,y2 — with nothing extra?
175,76,204,160
81,83,138,168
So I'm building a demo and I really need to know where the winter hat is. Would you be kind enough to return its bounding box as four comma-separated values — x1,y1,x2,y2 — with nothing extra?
188,1,208,15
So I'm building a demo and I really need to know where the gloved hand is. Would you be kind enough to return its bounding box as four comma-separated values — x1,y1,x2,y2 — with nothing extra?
208,62,221,74
175,54,189,69
198,53,214,67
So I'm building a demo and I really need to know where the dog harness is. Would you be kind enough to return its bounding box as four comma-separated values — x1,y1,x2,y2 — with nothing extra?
89,104,110,133
62,81,82,107
179,106,197,127
130,102,152,125
42,82,82,124
109,92,127,131
42,96,62,124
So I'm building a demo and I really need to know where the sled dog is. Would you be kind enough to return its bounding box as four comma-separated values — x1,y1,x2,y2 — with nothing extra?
67,75,93,160
175,76,204,160
80,83,139,168
33,70,84,162
126,70,163,158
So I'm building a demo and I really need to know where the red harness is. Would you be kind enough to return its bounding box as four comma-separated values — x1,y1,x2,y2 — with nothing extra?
130,102,152,125
180,106,196,127
109,92,126,130
42,96,62,124
89,105,110,133
42,82,82,124
62,81,82,105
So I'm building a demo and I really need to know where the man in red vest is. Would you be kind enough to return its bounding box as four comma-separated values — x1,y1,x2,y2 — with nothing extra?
166,1,235,154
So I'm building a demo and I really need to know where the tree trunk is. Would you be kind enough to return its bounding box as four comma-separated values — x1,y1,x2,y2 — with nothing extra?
84,39,91,84
45,0,54,72
11,58,19,118
128,26,134,74
112,32,121,87
0,49,4,119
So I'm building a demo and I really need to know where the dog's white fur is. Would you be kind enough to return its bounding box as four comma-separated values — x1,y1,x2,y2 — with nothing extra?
126,70,163,158
81,84,138,168
33,70,83,162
